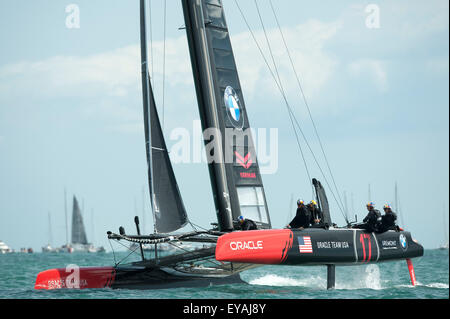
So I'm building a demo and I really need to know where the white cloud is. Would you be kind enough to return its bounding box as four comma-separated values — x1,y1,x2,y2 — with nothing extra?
0,19,340,106
231,19,341,102
348,59,389,93
1,0,446,128
0,46,141,99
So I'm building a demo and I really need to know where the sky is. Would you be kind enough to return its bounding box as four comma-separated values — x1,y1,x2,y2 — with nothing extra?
0,0,448,251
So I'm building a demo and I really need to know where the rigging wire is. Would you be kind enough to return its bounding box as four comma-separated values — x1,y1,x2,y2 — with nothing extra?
268,0,347,219
235,0,347,219
108,238,142,266
147,0,154,87
255,0,345,217
108,239,117,265
233,0,313,197
253,0,314,198
162,0,167,133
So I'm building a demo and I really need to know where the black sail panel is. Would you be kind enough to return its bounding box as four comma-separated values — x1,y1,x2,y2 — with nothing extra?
313,179,332,227
71,196,88,245
182,0,271,230
147,81,189,233
140,0,188,234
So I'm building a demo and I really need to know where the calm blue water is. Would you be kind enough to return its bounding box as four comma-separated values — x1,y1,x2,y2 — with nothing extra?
0,249,448,299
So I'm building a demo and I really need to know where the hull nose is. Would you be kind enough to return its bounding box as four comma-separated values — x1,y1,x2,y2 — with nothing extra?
410,236,425,258
34,266,116,290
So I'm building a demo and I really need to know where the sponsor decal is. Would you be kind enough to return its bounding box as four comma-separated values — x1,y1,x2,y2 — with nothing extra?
298,236,313,254
240,172,256,179
224,86,244,129
235,151,253,169
381,240,398,250
316,241,350,249
230,241,263,251
399,234,408,251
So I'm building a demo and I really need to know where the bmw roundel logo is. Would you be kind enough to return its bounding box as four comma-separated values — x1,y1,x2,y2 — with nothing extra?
399,234,408,251
224,86,244,129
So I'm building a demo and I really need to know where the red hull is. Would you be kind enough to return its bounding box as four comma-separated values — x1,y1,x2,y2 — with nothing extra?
215,229,294,264
34,266,116,290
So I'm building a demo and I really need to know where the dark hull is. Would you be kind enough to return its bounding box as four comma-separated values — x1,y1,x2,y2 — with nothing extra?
111,266,245,290
216,228,424,266
285,228,423,266
34,264,247,290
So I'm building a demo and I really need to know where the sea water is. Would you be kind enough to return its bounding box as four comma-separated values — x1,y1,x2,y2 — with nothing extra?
0,249,447,299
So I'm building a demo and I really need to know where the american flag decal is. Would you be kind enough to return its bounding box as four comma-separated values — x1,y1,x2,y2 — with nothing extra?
298,236,313,253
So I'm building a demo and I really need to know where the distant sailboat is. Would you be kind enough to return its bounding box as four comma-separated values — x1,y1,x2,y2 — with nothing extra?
67,196,105,253
42,212,59,253
439,203,449,250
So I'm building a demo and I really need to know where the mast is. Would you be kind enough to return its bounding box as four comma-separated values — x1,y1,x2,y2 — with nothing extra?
142,185,146,234
286,193,294,225
140,0,157,233
140,0,188,235
182,0,271,231
343,191,349,223
182,0,233,231
48,212,53,246
91,208,95,246
64,188,68,245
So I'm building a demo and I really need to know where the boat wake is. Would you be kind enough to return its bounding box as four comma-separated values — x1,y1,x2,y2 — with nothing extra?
249,274,327,290
396,282,449,289
422,282,449,289
248,265,385,290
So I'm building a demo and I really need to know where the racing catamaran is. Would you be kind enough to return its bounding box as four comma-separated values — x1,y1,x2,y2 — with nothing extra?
35,0,423,290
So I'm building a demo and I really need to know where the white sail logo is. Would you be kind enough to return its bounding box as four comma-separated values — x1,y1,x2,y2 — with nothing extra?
224,86,244,129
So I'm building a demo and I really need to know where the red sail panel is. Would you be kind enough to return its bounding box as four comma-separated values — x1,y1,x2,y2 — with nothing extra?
34,267,116,290
215,229,293,264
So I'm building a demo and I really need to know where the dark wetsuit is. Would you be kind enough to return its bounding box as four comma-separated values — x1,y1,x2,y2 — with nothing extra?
378,211,398,232
362,209,381,232
308,206,326,229
240,219,258,231
289,206,311,229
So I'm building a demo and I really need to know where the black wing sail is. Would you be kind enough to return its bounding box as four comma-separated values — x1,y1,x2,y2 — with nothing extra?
183,0,271,231
313,179,332,227
140,0,188,234
71,196,88,245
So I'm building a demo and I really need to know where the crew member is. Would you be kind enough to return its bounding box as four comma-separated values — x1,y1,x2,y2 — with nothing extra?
360,202,381,232
287,200,311,230
237,216,258,231
378,204,398,232
308,200,325,228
